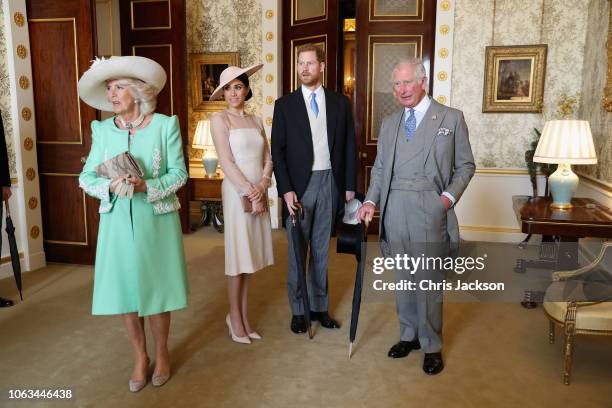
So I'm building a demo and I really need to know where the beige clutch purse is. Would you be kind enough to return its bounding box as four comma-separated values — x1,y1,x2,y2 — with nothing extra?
95,151,144,198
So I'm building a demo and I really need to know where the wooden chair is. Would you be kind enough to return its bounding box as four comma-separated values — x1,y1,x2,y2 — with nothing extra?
543,241,612,385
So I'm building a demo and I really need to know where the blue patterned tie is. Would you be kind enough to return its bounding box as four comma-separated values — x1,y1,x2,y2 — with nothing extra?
310,92,319,117
405,108,416,141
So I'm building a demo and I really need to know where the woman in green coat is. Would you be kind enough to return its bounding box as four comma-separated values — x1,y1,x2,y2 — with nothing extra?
78,56,188,392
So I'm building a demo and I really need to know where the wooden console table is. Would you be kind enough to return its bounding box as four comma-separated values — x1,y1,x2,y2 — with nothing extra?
190,174,224,233
512,195,612,307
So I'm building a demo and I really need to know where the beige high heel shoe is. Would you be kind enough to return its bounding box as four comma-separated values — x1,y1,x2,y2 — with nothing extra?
247,331,262,340
128,357,149,392
151,372,170,387
226,314,251,344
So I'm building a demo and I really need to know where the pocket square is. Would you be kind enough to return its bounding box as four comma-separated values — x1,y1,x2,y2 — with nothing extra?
437,127,452,137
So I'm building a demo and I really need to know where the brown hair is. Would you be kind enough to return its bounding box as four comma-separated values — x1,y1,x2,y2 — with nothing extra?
296,44,325,63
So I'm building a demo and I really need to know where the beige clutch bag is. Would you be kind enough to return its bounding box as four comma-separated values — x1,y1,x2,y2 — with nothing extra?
95,151,144,198
95,151,144,179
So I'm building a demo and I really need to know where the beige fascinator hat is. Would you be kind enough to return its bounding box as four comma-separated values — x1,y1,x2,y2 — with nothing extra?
209,63,263,101
77,56,167,111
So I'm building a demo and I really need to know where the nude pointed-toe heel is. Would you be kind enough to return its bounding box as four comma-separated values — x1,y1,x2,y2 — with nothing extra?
226,314,251,344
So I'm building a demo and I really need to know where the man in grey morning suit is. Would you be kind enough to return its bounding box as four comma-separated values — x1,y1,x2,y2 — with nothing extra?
271,44,357,334
358,58,475,375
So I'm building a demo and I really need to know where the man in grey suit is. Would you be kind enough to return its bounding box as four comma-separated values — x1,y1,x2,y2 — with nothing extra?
358,58,475,375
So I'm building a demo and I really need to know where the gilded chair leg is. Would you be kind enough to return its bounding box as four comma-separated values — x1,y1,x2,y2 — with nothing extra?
563,301,577,386
563,331,574,385
549,320,555,344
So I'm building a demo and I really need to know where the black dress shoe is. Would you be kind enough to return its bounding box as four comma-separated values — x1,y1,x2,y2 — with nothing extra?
0,297,14,308
291,315,307,334
387,339,421,358
423,352,444,375
310,311,340,329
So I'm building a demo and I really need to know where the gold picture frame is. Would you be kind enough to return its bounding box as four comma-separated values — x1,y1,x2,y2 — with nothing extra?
603,6,612,112
190,52,239,112
483,45,547,113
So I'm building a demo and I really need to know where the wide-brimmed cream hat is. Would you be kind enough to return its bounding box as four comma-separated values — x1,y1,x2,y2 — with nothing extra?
209,63,263,101
77,56,167,111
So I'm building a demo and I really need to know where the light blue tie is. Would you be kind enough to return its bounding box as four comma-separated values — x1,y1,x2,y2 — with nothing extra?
405,108,416,141
310,92,319,117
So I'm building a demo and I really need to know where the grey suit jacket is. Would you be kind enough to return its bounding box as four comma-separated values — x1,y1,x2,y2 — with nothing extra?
365,99,475,246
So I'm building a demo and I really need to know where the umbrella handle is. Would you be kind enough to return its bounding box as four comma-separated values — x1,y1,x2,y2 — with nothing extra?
290,203,304,226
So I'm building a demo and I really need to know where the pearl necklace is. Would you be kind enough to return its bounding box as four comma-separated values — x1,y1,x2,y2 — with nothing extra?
117,113,145,130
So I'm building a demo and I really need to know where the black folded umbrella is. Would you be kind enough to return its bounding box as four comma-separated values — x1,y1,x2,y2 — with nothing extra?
348,219,370,358
289,204,313,339
4,200,23,300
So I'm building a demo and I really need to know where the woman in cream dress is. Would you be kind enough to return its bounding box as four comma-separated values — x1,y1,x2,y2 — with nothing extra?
210,64,274,344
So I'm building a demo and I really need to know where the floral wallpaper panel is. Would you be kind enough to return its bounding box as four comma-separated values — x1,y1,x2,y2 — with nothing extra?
451,0,589,169
577,0,611,183
186,0,262,161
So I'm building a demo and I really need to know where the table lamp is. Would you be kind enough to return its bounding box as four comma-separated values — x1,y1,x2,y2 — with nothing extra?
533,120,597,209
192,120,218,177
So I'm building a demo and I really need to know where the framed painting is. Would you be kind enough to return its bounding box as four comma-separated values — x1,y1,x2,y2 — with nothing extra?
190,52,240,111
483,45,547,113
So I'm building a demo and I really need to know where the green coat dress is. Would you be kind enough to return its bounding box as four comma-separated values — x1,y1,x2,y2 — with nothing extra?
79,113,189,316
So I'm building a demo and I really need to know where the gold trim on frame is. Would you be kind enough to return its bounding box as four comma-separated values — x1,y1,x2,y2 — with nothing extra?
265,10,274,19
29,18,83,145
133,44,174,115
483,45,547,113
130,0,172,31
28,197,38,210
370,0,424,21
290,35,328,91
366,35,423,146
476,168,529,175
189,52,239,112
265,74,274,83
291,0,328,26
39,175,89,246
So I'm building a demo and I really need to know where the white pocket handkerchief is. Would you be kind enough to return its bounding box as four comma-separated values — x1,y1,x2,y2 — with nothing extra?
437,127,452,137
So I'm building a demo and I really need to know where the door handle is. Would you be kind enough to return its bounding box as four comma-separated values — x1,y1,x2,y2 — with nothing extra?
80,156,87,164
361,152,367,158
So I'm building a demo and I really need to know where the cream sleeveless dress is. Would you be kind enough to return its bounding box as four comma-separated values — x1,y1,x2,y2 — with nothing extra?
211,110,274,276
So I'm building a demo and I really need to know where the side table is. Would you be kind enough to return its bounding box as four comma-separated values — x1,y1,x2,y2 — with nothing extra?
190,174,224,233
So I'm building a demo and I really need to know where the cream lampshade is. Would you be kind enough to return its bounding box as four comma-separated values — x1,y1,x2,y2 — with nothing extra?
192,120,218,177
533,120,597,209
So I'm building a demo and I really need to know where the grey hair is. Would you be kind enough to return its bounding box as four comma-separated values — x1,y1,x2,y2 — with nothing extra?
391,58,428,90
113,78,159,115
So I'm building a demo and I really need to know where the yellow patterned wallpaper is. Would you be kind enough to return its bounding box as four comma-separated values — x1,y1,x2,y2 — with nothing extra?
186,0,263,161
